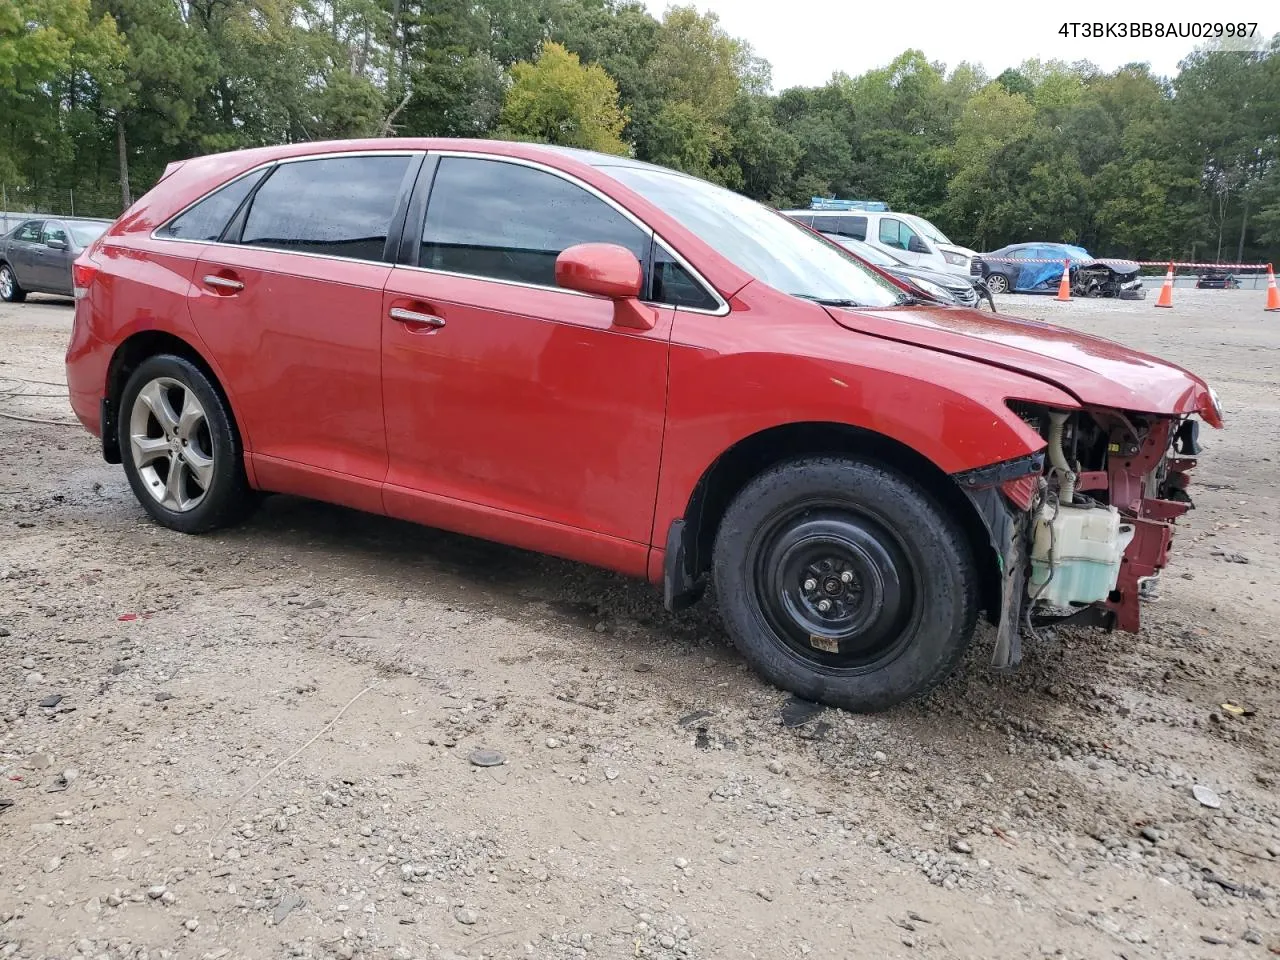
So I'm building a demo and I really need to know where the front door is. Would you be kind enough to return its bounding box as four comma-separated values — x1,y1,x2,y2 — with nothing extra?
878,216,930,266
186,153,418,510
381,155,672,570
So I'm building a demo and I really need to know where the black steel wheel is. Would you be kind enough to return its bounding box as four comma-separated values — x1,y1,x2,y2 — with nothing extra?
713,456,978,712
749,509,919,673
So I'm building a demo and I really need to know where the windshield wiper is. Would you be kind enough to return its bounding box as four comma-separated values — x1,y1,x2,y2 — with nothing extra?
791,294,863,308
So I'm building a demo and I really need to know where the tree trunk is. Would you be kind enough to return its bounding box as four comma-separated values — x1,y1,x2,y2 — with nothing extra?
116,115,132,211
1236,195,1249,264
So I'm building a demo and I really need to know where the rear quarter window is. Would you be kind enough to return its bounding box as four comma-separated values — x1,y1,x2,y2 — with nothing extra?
159,169,269,242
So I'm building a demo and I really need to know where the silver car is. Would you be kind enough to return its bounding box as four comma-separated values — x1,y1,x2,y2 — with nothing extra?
0,217,112,302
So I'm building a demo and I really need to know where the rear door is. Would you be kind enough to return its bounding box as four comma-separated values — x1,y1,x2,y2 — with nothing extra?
186,151,421,511
6,220,43,289
35,221,73,294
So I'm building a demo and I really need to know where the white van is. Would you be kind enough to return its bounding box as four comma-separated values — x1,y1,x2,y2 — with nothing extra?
783,207,977,277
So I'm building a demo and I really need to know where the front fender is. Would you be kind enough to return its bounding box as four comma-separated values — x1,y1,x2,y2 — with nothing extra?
652,298,1077,544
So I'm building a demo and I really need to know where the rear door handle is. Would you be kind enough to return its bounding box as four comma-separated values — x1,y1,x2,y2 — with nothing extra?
389,307,445,328
202,274,244,292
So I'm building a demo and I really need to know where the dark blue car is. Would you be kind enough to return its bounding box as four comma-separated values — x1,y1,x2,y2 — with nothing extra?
976,242,1144,298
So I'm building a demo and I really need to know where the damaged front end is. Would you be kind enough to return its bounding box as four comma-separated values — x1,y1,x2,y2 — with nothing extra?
1072,261,1146,300
957,399,1219,669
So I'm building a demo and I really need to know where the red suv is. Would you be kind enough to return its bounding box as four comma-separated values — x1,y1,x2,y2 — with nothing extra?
66,138,1222,711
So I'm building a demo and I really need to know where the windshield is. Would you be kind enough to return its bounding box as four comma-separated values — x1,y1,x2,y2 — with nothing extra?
68,222,108,246
904,214,952,245
605,166,908,308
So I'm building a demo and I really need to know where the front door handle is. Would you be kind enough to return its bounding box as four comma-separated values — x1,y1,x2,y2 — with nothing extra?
202,274,244,292
389,307,446,328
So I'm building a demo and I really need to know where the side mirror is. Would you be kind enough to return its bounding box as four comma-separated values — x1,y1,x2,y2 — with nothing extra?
907,236,929,254
555,242,643,299
46,237,68,251
556,243,656,330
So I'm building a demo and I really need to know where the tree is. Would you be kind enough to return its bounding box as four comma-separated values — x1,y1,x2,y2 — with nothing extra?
499,41,627,154
0,0,126,199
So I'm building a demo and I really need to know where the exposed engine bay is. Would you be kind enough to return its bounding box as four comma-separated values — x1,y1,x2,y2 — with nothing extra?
1072,261,1147,300
958,402,1205,669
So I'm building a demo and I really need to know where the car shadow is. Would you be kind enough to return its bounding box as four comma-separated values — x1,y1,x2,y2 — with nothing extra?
229,491,719,645
219,491,1110,731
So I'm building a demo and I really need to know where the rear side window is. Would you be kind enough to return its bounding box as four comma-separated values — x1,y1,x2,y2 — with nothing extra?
836,216,867,240
240,155,411,262
14,221,42,243
421,157,649,288
160,170,267,242
810,214,865,239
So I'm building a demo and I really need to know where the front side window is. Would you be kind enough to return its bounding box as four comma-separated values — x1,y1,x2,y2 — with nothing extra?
605,165,906,309
41,223,68,246
421,157,649,288
240,155,411,261
14,221,42,243
160,169,267,242
652,244,719,311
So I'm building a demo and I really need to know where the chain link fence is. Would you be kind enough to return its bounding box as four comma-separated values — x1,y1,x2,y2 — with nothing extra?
2,182,124,233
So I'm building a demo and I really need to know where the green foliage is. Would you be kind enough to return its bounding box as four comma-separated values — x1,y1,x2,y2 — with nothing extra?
1,0,1276,265
499,41,627,154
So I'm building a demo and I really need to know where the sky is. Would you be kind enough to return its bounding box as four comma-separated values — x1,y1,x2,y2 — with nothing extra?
642,0,1275,91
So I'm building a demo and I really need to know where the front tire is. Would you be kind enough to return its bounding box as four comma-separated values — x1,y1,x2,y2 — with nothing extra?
118,354,254,533
0,263,26,303
713,457,977,712
983,272,1010,295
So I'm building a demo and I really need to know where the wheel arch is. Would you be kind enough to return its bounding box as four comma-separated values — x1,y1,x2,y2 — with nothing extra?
103,330,246,466
668,420,1002,623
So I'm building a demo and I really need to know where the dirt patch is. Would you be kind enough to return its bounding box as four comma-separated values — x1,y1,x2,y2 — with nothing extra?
2,289,1278,959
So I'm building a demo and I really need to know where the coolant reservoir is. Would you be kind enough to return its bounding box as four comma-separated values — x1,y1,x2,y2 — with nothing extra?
1028,503,1136,607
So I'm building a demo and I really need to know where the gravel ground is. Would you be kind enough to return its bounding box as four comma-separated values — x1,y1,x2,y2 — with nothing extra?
2,289,1278,960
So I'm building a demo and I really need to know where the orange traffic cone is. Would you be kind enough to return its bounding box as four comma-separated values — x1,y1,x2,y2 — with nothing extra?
1154,262,1175,308
1055,260,1072,301
1265,263,1280,312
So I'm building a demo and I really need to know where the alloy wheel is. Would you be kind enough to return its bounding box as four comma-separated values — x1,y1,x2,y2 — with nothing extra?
984,273,1009,295
128,376,215,512
0,266,13,300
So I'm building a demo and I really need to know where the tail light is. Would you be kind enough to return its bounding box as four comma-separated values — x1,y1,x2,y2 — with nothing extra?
72,256,100,300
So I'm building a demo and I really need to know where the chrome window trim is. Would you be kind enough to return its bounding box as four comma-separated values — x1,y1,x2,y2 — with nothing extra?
392,262,597,300
147,146,731,316
421,151,730,317
651,235,730,317
149,150,420,246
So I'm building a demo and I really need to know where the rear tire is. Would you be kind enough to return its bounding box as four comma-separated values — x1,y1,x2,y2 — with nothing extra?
713,456,977,712
117,354,255,533
0,263,26,303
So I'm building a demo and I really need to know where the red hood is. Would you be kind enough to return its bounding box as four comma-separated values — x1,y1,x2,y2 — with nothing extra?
827,304,1222,426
